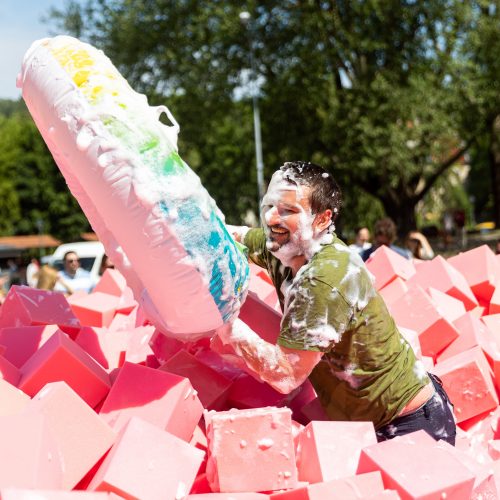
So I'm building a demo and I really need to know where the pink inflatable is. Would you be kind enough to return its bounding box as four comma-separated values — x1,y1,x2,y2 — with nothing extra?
18,36,249,340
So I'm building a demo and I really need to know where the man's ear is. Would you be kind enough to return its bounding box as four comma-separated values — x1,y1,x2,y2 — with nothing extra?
314,209,333,232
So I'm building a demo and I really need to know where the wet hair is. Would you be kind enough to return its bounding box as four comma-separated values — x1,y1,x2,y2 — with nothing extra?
374,217,396,244
279,161,342,221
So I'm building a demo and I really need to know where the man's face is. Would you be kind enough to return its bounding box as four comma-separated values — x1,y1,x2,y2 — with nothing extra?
357,228,370,245
64,252,80,274
261,171,330,266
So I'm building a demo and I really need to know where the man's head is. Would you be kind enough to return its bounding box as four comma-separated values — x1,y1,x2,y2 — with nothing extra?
373,218,397,247
355,227,371,246
261,161,342,269
63,251,80,276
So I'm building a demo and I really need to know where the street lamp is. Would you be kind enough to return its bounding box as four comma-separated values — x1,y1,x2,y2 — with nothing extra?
239,11,265,207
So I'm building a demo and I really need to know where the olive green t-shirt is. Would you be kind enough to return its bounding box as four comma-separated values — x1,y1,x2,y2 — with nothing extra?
244,228,429,429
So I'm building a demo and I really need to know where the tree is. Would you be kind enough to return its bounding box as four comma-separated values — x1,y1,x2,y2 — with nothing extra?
44,0,498,237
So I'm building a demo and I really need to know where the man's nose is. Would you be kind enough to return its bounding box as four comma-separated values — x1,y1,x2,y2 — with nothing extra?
265,207,280,226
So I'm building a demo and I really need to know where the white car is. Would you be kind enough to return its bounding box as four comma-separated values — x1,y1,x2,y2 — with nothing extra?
44,241,106,285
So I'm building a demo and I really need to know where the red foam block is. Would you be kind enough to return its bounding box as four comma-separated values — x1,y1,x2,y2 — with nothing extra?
99,362,203,441
365,245,416,290
18,329,111,409
70,292,121,328
88,417,204,499
0,285,81,336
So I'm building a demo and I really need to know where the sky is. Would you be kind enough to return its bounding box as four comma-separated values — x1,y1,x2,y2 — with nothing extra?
0,0,78,100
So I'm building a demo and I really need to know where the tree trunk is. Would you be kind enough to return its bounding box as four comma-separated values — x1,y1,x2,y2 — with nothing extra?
380,195,417,242
490,115,500,228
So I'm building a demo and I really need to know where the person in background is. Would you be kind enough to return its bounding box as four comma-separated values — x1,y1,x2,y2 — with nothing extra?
361,217,411,261
349,226,372,255
406,231,435,260
99,254,115,275
36,264,73,294
53,251,93,293
26,258,40,288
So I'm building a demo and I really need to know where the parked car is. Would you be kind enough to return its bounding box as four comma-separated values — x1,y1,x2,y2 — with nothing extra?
44,241,105,285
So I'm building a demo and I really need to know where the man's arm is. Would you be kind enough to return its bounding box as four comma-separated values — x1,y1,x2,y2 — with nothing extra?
217,319,323,394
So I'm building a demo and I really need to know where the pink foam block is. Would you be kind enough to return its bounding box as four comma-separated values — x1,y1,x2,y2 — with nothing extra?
0,491,114,499
378,277,408,306
75,326,126,371
70,292,121,328
0,378,30,416
306,471,385,500
299,397,329,423
357,430,475,499
187,494,269,499
0,412,63,489
432,346,499,424
365,246,416,290
249,263,280,309
297,421,377,483
406,256,478,310
227,373,294,410
195,348,245,381
99,362,203,441
93,269,127,297
160,350,232,410
437,312,494,363
0,325,59,368
123,325,155,365
25,381,116,489
0,355,20,386
426,287,466,323
239,292,282,344
18,330,111,408
269,485,309,500
0,285,81,336
388,286,459,359
489,286,500,315
205,406,298,493
448,245,500,303
286,379,318,425
88,416,204,499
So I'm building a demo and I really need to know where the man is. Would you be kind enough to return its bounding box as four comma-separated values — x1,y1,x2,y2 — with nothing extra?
349,226,372,255
361,217,411,261
54,251,93,294
222,161,455,444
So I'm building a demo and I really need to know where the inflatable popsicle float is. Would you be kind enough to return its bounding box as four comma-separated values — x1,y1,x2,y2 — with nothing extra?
17,36,249,339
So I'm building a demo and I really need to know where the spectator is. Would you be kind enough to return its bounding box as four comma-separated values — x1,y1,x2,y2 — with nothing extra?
99,254,115,275
349,227,372,255
36,264,73,294
53,251,93,293
361,218,411,261
405,231,435,260
26,258,40,288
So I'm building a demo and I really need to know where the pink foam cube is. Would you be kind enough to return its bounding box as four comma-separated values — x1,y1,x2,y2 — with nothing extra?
489,285,500,315
239,292,282,344
307,471,385,500
160,350,232,410
299,397,329,423
297,421,377,483
432,346,499,424
249,263,280,309
0,324,59,368
0,285,81,336
0,491,114,499
187,494,269,499
195,348,245,381
123,325,155,365
448,245,500,303
357,430,475,498
93,269,127,297
88,416,204,499
437,312,493,363
0,412,63,489
365,245,416,290
269,485,309,500
426,287,466,323
0,355,20,386
388,286,459,359
0,378,30,416
25,381,116,489
378,277,408,306
18,330,111,408
205,406,298,493
406,256,478,310
99,362,203,441
70,292,120,328
75,326,126,371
